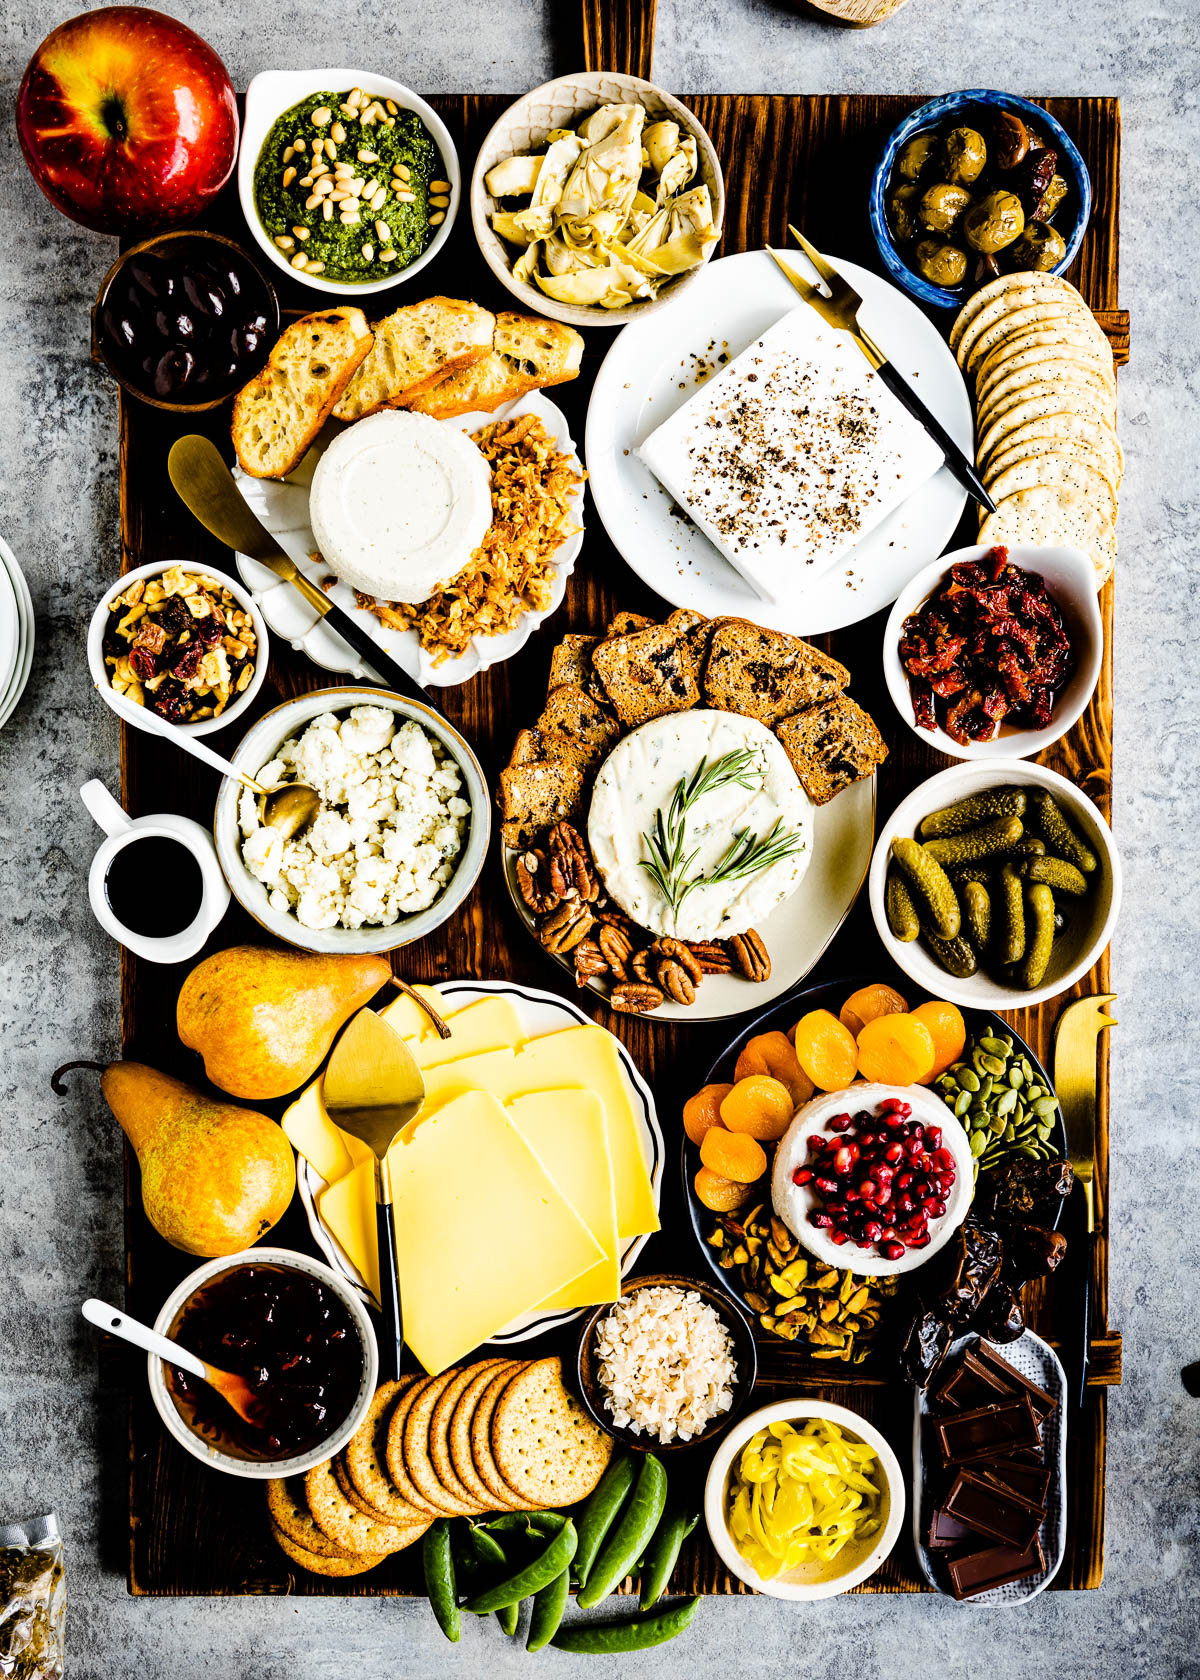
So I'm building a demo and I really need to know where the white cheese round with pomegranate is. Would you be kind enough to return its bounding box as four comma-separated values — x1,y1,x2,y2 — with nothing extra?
309,409,492,604
587,709,813,942
771,1084,975,1278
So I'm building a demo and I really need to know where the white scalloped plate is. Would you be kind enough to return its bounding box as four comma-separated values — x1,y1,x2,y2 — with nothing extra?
235,390,583,688
296,979,665,1346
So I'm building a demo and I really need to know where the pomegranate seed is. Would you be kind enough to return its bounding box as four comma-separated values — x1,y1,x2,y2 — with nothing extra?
926,1127,943,1151
862,1220,883,1241
880,1225,898,1241
882,1112,904,1130
884,1141,905,1163
880,1239,905,1260
905,1137,924,1158
829,1113,852,1133
880,1097,903,1113
896,1171,914,1190
814,1175,838,1195
833,1145,856,1176
897,1103,912,1119
792,1166,813,1186
829,1229,849,1246
933,1147,955,1171
927,1198,947,1218
855,1239,873,1249
909,1231,932,1248
810,1211,834,1229
845,1187,861,1202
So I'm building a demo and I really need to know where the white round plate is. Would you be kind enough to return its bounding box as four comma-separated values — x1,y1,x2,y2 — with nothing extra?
235,390,584,688
0,538,34,730
296,979,665,1344
585,249,972,636
504,774,875,1023
0,548,17,697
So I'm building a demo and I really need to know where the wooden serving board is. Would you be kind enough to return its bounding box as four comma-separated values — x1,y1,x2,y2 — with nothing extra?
110,12,1125,1600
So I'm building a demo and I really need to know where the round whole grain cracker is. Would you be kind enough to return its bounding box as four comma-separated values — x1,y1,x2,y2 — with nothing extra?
270,1519,388,1578
975,326,1112,390
305,1457,414,1555
266,1476,352,1558
332,1452,404,1525
985,436,1120,494
980,410,1122,475
964,305,1094,377
471,1363,541,1511
430,1360,510,1511
490,1356,613,1509
384,1376,448,1516
979,487,1116,586
953,273,1085,362
987,454,1117,521
977,339,1114,401
980,377,1114,437
977,360,1116,424
403,1370,484,1516
978,396,1115,466
345,1378,432,1526
452,1361,527,1511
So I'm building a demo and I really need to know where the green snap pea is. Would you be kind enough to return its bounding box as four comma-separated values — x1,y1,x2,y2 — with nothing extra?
527,1568,571,1652
467,1526,509,1567
639,1499,700,1610
496,1603,519,1636
573,1450,637,1590
577,1455,668,1609
422,1519,460,1644
466,1520,577,1614
551,1596,702,1653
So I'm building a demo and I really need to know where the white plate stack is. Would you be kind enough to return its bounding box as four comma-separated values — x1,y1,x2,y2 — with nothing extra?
0,536,34,731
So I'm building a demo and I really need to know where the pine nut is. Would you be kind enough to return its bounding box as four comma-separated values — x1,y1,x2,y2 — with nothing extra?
290,252,309,269
339,103,357,120
430,195,449,208
374,219,390,242
369,187,387,211
282,145,295,163
429,210,445,225
393,163,411,181
349,178,367,195
358,149,379,164
379,248,397,262
311,106,332,126
333,162,355,178
316,178,336,197
306,260,325,274
311,162,329,178
322,199,333,221
298,175,314,189
330,122,346,144
361,243,375,262
293,137,307,152
273,234,295,251
304,194,322,211
348,87,365,107
430,179,451,194
383,116,395,127
385,99,398,114
330,189,350,203
339,212,361,225
394,188,416,203
292,225,310,240
282,166,297,189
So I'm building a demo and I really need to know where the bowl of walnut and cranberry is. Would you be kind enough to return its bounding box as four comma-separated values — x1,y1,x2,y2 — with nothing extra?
87,561,268,738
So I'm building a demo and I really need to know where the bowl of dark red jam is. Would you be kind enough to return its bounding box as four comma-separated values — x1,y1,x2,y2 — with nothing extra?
149,1249,378,1478
91,229,280,412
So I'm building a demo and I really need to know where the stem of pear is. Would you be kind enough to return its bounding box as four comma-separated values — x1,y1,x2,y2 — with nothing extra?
50,1059,108,1095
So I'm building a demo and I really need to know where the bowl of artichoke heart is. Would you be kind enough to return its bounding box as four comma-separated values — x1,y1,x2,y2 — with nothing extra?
239,69,459,295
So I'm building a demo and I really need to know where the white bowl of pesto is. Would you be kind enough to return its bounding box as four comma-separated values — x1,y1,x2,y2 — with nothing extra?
238,69,460,296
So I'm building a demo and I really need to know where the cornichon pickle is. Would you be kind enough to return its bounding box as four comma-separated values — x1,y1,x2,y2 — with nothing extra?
923,928,979,978
1030,790,1098,873
919,787,1027,839
891,837,960,939
923,814,1024,866
885,865,921,942
962,879,992,952
997,863,1026,965
1023,855,1088,896
1019,882,1056,987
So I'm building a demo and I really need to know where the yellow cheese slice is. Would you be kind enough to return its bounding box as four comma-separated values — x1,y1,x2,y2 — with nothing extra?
405,996,526,1069
416,1047,521,1113
318,1089,604,1374
512,1026,659,1240
506,1091,620,1312
378,983,449,1041
282,1078,372,1183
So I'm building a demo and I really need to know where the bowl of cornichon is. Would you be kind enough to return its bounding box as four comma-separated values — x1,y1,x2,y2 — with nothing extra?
869,760,1121,1008
238,70,459,294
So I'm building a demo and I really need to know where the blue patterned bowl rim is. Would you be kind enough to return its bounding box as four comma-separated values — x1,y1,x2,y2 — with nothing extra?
867,89,1092,312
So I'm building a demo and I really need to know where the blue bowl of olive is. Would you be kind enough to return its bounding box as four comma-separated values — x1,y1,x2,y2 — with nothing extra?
868,90,1091,312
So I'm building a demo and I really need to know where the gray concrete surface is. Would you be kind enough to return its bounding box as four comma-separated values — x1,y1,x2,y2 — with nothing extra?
1,1,1197,1675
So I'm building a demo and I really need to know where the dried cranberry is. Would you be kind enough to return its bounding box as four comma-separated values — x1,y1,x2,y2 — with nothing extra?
128,646,158,680
172,642,205,681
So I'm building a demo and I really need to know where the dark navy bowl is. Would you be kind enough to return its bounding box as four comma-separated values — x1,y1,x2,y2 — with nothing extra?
868,89,1091,312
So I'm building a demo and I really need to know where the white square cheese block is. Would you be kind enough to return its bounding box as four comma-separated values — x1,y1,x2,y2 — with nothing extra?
636,306,945,602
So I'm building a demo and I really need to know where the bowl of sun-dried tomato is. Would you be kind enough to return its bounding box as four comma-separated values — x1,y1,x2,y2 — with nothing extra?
883,543,1102,761
88,560,269,739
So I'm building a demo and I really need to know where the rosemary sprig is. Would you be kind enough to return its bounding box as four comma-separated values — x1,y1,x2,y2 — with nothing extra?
639,749,806,918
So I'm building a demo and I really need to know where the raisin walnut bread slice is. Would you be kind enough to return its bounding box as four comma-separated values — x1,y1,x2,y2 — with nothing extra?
774,695,888,805
702,619,849,727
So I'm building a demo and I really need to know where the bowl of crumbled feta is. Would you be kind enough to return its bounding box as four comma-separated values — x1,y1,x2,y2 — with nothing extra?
213,687,488,952
575,1274,757,1453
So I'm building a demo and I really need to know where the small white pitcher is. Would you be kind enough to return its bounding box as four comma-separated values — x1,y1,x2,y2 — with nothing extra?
81,779,230,964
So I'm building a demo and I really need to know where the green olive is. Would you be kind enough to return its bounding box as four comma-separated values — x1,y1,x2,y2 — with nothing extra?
888,182,921,242
1009,221,1067,271
912,239,968,288
963,189,1026,253
918,182,973,235
896,133,941,181
943,127,987,187
1038,174,1069,221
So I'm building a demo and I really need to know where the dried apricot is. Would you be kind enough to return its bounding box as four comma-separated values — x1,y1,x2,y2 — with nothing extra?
855,1013,937,1085
720,1074,795,1140
735,1031,814,1108
683,1082,734,1146
909,1000,967,1081
839,982,909,1039
694,1165,750,1212
792,1009,859,1092
699,1125,768,1183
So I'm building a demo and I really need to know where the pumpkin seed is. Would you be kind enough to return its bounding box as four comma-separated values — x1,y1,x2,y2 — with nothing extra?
979,1035,1009,1057
958,1068,981,1093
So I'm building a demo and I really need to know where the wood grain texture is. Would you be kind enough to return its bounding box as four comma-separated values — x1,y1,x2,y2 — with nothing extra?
116,90,1122,1598
581,0,657,78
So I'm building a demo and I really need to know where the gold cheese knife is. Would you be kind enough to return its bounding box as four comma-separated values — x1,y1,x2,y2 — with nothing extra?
1053,993,1118,1410
323,1009,427,1383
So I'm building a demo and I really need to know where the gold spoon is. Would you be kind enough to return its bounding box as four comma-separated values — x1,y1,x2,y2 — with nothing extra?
82,1299,271,1430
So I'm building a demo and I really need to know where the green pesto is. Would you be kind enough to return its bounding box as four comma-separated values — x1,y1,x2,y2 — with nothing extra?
253,90,441,283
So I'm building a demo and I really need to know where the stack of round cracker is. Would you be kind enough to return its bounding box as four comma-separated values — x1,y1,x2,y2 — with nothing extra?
951,272,1122,586
266,1358,613,1575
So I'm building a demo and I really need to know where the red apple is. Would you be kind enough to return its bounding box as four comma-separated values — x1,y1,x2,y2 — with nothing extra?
16,7,238,236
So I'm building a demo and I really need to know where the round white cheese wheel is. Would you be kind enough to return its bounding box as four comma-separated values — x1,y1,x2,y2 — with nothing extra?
309,410,492,604
771,1083,975,1278
587,709,813,942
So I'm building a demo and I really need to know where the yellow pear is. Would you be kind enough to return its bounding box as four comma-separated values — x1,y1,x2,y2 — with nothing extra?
101,1062,295,1257
177,946,392,1099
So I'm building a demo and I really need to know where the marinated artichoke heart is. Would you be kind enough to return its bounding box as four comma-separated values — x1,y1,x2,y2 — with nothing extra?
485,103,719,309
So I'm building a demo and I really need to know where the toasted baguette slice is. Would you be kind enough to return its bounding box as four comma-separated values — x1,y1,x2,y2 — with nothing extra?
232,308,373,479
332,297,495,422
774,696,888,806
406,314,584,420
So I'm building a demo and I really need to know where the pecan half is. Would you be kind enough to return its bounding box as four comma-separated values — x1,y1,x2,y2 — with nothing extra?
597,923,634,979
610,981,664,1014
686,939,735,974
515,848,559,916
655,957,696,1006
650,937,702,985
729,929,771,982
546,821,600,903
629,947,656,986
538,900,594,954
572,939,609,982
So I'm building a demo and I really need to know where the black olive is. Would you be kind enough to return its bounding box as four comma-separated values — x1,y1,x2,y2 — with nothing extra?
153,347,195,397
247,312,269,335
102,305,137,349
126,256,167,300
183,274,225,320
222,265,244,298
238,328,262,359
